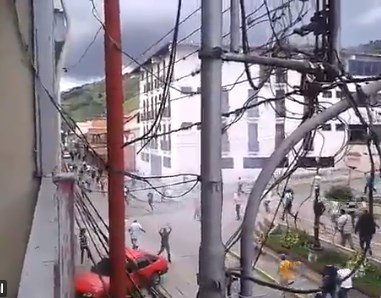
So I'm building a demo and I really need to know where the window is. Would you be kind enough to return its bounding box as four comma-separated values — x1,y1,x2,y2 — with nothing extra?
248,123,259,153
275,68,287,83
180,86,193,94
154,96,158,117
222,89,229,113
163,157,171,168
320,123,331,131
180,122,193,129
348,59,381,76
336,123,345,131
163,99,171,118
275,89,286,118
247,89,259,117
335,90,342,98
275,123,285,148
136,258,151,269
222,128,230,153
322,91,332,98
126,261,138,273
303,132,314,151
348,125,367,144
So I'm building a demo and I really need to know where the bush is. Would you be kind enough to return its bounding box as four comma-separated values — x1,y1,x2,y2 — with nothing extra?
324,185,355,202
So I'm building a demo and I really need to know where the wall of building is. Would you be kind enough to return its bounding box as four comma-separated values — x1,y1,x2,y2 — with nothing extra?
0,2,38,296
135,45,381,184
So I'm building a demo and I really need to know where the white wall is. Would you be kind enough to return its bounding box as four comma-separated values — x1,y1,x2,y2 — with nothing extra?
135,45,381,183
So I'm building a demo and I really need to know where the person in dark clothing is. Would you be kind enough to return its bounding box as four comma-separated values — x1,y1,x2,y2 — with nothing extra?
79,228,91,264
158,226,172,262
321,265,338,298
147,192,154,212
237,177,243,195
355,209,377,256
364,174,377,194
70,151,75,162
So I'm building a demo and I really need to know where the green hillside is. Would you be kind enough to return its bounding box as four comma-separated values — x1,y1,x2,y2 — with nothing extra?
62,75,139,122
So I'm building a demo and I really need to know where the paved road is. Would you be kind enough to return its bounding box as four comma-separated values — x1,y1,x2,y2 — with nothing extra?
74,172,377,297
76,180,323,297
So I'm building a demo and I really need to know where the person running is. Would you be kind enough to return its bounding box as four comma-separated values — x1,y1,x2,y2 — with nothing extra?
147,192,154,212
157,225,172,262
278,254,300,297
281,188,294,221
233,192,243,220
364,173,377,194
237,177,243,195
337,209,354,249
128,220,146,249
355,208,377,256
79,228,91,264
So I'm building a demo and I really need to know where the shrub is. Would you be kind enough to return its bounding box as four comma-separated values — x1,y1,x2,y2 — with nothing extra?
324,185,355,202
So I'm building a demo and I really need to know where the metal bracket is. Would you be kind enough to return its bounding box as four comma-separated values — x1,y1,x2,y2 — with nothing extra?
198,47,224,60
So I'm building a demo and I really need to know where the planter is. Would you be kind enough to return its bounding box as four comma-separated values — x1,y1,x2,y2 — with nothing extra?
266,230,381,297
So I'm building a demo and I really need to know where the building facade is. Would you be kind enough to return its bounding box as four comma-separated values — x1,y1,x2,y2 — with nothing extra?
123,111,139,172
133,44,381,184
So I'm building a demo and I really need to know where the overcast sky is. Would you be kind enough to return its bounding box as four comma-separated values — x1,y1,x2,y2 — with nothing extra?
60,0,381,91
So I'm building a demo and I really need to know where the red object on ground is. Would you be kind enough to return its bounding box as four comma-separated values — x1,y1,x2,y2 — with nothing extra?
75,248,169,297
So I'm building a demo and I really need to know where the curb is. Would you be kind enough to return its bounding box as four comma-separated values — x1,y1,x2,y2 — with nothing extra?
227,250,305,298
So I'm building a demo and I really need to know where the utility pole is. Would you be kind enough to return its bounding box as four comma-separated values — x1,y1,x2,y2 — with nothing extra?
229,0,240,53
103,0,126,297
240,80,381,294
313,167,322,250
198,0,225,297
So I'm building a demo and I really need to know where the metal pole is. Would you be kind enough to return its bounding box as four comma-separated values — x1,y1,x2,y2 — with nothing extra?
198,0,225,297
103,0,126,296
229,0,240,53
221,52,324,75
313,172,322,250
240,80,381,294
327,0,341,66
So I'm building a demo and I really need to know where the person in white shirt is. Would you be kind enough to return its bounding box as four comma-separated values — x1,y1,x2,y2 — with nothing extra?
128,220,146,249
337,267,352,298
337,209,354,249
233,192,243,220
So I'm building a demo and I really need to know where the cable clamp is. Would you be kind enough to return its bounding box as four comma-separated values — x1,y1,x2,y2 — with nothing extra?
198,47,223,60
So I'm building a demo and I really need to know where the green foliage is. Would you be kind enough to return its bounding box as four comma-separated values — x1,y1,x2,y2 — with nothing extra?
346,250,376,279
280,229,312,249
324,185,355,202
62,75,139,122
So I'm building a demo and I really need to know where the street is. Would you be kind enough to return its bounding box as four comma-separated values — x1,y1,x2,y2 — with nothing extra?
73,173,380,297
77,179,323,297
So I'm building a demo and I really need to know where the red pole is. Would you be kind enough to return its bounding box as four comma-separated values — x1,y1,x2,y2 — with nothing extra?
103,0,126,297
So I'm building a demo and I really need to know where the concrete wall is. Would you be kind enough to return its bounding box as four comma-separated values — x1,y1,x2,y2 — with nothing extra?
0,1,39,296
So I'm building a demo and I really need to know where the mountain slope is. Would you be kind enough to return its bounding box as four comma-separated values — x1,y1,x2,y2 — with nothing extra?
62,75,139,122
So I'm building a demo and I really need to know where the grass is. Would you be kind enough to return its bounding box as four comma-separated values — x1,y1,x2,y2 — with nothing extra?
62,75,139,122
266,230,381,297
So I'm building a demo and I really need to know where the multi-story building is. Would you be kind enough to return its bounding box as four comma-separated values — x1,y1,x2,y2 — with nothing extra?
132,43,381,184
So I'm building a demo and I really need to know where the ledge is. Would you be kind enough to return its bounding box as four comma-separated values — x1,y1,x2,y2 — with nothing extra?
17,177,58,298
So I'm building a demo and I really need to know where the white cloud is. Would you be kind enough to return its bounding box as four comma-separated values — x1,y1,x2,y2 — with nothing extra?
60,77,89,92
356,7,381,26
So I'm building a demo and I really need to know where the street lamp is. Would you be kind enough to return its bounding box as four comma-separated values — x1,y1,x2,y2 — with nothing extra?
313,156,323,250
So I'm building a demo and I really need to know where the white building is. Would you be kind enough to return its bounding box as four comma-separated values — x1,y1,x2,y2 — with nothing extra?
132,44,381,184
